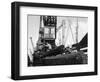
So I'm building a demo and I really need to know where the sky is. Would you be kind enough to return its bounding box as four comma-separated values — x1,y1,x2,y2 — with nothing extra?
27,15,88,55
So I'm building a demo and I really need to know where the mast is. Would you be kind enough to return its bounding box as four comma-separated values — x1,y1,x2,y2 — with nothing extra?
62,20,65,45
76,18,80,51
76,18,78,43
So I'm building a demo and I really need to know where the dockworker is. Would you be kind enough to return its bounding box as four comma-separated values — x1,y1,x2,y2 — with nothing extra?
45,42,52,51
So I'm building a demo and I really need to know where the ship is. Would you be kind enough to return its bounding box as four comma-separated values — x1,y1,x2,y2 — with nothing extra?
28,16,88,66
